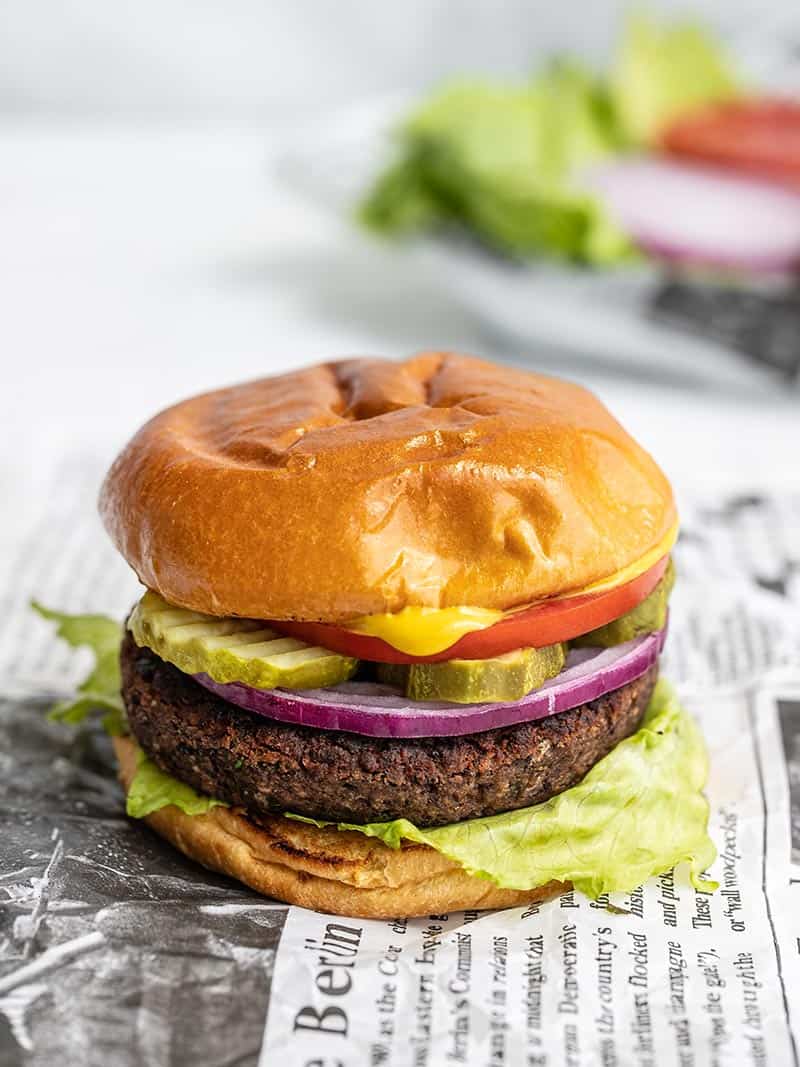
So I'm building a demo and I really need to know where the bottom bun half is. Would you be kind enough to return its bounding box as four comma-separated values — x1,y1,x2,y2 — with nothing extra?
114,736,566,918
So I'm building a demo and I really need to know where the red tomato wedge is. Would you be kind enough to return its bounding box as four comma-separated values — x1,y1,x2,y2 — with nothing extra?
272,555,670,663
662,99,800,187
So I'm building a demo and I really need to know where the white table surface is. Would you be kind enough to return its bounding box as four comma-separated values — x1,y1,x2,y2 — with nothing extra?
2,119,798,556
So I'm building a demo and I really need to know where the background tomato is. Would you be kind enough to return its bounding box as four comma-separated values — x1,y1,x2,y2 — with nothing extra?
662,100,800,187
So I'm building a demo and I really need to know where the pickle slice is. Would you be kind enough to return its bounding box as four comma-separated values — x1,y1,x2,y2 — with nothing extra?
572,559,675,648
128,591,358,690
377,643,567,704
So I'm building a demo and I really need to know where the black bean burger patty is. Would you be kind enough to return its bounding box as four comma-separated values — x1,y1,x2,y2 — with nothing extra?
121,633,658,828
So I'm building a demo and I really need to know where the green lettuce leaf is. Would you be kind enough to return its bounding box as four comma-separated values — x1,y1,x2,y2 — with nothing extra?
32,602,127,734
361,14,740,257
127,747,228,819
361,63,633,264
612,13,739,145
290,680,717,897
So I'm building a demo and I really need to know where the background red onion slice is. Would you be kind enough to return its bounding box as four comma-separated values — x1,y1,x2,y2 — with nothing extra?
583,157,800,273
194,627,666,738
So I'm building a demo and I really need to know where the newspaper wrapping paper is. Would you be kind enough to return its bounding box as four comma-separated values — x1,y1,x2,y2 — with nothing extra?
1,456,799,1066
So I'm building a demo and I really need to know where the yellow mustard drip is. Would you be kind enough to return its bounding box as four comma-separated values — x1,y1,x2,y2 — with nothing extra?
344,605,503,658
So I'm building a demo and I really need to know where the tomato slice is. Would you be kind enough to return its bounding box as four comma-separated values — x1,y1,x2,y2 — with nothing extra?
272,555,669,663
662,99,800,187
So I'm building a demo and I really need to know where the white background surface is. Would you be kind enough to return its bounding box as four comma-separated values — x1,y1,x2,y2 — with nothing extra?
1,2,799,556
3,124,797,478
2,0,798,118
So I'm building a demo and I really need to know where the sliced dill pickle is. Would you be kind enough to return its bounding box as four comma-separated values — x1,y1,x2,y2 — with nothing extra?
128,591,358,690
572,558,675,648
377,643,566,704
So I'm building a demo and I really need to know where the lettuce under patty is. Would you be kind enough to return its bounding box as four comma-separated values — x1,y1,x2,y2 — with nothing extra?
35,603,716,900
127,748,227,818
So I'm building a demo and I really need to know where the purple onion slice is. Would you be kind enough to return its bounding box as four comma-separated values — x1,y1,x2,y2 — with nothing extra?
194,627,666,738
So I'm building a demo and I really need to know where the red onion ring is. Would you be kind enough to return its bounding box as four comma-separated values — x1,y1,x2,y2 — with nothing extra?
194,627,666,738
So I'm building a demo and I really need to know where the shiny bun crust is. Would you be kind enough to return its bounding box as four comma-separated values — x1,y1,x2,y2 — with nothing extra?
100,353,676,621
114,736,564,918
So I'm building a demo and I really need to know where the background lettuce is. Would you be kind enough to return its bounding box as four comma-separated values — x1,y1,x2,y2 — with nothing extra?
361,14,738,263
612,13,739,145
361,64,632,264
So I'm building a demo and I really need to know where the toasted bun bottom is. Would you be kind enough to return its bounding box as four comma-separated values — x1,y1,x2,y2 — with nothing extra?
113,736,566,918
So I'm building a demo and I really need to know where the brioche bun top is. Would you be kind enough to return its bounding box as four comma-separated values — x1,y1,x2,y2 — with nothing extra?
100,352,676,621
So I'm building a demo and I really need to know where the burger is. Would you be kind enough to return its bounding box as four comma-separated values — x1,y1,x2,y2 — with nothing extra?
67,353,715,917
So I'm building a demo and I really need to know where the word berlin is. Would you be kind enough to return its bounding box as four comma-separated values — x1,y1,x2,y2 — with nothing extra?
294,922,365,1039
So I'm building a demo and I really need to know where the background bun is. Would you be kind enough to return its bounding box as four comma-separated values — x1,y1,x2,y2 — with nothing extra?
114,736,564,918
100,353,676,621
